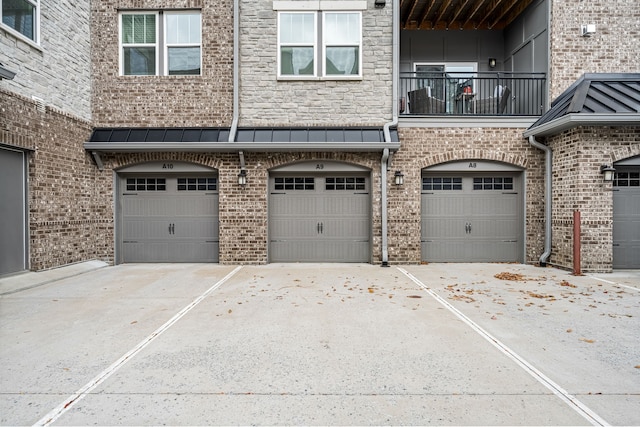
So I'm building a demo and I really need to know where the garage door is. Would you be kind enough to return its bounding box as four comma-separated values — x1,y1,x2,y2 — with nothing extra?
613,164,640,269
119,174,219,263
0,147,28,275
269,172,370,262
421,168,523,263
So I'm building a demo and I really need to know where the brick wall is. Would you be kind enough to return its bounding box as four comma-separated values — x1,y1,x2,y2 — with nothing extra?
0,0,91,120
239,0,392,126
392,126,546,264
548,126,640,272
550,0,640,98
1,89,108,270
91,0,234,127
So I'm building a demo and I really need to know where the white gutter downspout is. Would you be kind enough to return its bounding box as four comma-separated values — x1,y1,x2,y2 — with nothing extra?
528,135,552,266
381,0,399,267
228,0,239,143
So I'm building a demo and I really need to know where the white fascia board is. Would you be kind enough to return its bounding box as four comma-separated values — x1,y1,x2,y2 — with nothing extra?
523,113,640,138
273,1,366,10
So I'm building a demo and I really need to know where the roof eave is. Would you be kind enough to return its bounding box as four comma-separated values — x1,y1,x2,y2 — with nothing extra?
83,141,401,153
523,113,640,138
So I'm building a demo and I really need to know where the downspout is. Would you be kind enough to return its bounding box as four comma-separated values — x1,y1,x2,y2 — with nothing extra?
228,0,239,143
528,135,552,266
381,0,399,266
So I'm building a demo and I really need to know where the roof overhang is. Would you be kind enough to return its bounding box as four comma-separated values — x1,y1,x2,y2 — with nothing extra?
523,113,640,138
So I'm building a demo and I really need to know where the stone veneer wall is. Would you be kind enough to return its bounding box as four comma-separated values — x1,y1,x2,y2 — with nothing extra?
0,0,91,121
98,151,383,264
1,89,108,270
547,126,640,272
391,127,546,264
549,0,640,98
239,0,392,126
92,0,233,127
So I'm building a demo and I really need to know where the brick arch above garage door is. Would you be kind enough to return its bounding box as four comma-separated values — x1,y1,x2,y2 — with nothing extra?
107,153,224,172
418,150,529,171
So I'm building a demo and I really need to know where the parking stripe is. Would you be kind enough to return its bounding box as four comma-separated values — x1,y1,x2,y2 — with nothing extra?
33,266,243,427
397,267,610,427
588,275,640,292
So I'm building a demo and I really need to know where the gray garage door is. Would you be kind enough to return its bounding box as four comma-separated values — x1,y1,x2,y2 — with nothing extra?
269,174,371,262
421,171,523,262
120,174,219,263
0,147,28,275
613,165,640,269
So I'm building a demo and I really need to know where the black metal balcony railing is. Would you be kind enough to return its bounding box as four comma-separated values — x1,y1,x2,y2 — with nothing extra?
400,72,547,116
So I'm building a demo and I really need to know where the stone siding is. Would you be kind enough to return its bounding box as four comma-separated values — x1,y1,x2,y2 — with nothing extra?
549,0,640,98
239,0,392,126
393,127,546,264
1,89,107,270
548,126,640,272
91,0,234,127
0,0,91,120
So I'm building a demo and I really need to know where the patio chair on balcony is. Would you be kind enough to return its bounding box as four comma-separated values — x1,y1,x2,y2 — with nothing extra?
407,87,446,114
472,85,511,115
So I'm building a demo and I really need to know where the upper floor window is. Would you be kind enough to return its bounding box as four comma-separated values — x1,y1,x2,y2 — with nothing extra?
278,10,361,79
120,10,201,76
1,0,39,44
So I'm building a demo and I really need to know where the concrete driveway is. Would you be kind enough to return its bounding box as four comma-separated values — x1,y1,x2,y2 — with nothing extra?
1,262,638,426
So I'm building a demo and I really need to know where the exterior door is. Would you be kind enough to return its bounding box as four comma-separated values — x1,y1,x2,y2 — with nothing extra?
0,148,28,275
119,174,219,262
421,171,523,262
613,165,640,269
269,174,370,262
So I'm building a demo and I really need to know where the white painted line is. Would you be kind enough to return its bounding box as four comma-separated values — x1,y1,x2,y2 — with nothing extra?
588,275,640,292
397,267,610,427
34,266,243,427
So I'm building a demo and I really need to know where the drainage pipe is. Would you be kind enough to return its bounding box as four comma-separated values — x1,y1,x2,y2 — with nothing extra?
528,135,552,266
381,0,399,266
228,0,240,143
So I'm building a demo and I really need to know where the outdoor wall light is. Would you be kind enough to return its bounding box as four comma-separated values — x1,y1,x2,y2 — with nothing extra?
238,169,247,186
375,0,386,8
488,58,497,68
600,164,615,182
394,170,404,186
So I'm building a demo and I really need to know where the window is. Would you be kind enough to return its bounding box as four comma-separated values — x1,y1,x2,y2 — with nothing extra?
326,177,366,191
126,178,166,191
274,177,315,191
1,0,39,43
120,10,201,76
422,177,462,191
278,11,361,79
177,177,217,191
473,177,513,191
614,171,640,187
413,63,477,113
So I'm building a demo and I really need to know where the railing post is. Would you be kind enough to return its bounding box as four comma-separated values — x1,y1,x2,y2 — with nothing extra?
573,210,582,275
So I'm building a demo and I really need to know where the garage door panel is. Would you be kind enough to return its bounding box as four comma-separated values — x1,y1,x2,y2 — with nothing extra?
613,179,640,269
322,218,369,238
0,148,27,275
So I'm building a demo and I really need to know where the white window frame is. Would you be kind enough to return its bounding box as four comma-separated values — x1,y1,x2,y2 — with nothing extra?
321,11,361,78
119,10,201,77
163,10,202,76
275,1,365,81
1,0,40,46
119,11,159,76
277,11,317,78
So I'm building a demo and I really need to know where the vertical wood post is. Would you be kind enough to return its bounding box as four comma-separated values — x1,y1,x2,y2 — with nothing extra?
573,210,581,275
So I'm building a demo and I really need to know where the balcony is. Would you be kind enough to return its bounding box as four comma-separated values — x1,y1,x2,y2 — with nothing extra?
400,71,547,117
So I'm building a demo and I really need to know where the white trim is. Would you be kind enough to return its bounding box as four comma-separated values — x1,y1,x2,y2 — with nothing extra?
277,11,317,78
119,11,159,76
524,113,640,137
273,1,367,10
322,11,362,79
163,11,202,76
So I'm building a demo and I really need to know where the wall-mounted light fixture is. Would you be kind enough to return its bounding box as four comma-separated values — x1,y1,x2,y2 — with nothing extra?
394,170,404,186
488,58,497,68
375,0,386,8
238,169,247,186
600,164,615,182
581,24,596,37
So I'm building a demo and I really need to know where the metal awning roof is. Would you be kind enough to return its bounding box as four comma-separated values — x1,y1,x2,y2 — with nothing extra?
524,73,640,138
85,127,400,153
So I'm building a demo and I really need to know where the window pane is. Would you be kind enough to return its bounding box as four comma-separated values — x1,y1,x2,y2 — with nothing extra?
122,14,155,44
123,47,156,75
166,13,201,44
326,46,359,75
2,0,35,40
280,13,314,44
281,47,314,75
168,47,200,75
324,13,360,44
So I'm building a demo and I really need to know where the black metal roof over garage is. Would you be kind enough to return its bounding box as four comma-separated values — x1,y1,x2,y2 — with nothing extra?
524,73,640,138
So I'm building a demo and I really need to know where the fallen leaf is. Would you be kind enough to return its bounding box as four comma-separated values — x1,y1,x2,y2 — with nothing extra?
560,280,577,288
580,338,595,343
368,288,375,293
407,295,422,299
130,320,138,325
566,328,573,333
495,272,526,281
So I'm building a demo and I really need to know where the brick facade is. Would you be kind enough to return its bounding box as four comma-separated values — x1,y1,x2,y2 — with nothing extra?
547,126,640,272
549,0,640,98
91,0,234,127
